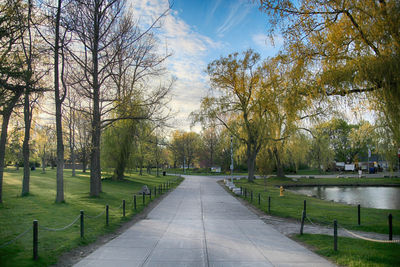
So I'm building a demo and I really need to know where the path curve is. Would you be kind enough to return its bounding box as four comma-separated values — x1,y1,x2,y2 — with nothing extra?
74,175,335,267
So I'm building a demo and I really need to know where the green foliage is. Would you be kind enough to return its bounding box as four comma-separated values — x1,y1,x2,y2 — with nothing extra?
102,120,138,180
259,0,400,143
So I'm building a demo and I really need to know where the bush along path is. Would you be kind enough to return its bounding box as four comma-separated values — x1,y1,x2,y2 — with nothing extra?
223,178,400,266
0,169,183,267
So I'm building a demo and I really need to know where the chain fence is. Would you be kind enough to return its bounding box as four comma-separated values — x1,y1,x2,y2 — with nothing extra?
40,215,81,232
0,177,181,256
0,225,32,249
229,183,399,245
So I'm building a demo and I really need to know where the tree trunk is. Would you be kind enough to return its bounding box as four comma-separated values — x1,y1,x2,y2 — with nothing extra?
69,118,76,177
71,148,75,176
89,1,102,197
113,164,125,180
0,108,15,203
273,146,285,178
81,149,87,172
55,0,65,203
247,144,256,182
90,117,101,196
41,154,45,173
21,90,31,197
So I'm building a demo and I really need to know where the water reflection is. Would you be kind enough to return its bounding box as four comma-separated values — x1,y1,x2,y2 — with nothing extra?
289,186,400,210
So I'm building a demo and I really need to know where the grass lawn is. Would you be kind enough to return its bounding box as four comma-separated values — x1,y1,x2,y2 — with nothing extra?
235,177,400,235
0,168,182,267
295,234,400,267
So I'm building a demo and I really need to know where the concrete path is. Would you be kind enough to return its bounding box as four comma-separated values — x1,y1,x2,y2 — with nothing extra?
74,176,335,267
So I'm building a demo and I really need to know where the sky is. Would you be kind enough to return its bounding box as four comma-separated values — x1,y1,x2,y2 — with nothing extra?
131,0,283,132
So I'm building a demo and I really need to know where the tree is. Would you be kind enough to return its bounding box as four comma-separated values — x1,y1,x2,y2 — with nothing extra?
168,130,201,172
16,0,47,197
195,50,313,180
68,0,171,196
195,50,268,182
199,127,221,169
102,119,138,180
5,120,24,169
75,108,91,173
64,89,77,177
285,133,310,173
309,128,335,173
259,0,400,143
0,0,32,203
34,124,55,173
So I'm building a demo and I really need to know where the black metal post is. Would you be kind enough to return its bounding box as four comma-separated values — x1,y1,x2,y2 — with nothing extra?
334,220,338,251
33,220,38,260
389,214,393,240
300,210,305,235
240,187,243,196
142,192,145,206
358,204,361,225
258,193,261,205
149,189,152,200
304,200,307,217
80,210,84,238
134,195,137,210
106,205,109,226
123,200,126,217
154,186,157,197
251,191,253,203
268,196,271,213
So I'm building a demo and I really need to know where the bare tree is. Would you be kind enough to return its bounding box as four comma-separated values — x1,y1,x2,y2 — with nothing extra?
68,0,171,196
15,0,47,196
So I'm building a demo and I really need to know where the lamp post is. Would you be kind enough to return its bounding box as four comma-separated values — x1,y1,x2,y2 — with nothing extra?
368,147,371,174
230,135,233,182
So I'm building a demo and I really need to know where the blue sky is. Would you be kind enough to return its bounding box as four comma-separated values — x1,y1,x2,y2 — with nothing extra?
131,0,283,131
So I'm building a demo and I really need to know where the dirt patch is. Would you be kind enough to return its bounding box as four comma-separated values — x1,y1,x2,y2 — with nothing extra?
53,184,179,267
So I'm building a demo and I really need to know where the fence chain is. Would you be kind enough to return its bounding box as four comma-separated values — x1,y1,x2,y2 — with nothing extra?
0,179,182,250
338,224,400,244
0,226,32,249
86,209,106,219
40,214,81,232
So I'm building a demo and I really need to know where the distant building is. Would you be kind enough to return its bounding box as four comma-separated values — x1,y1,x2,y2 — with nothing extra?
210,166,221,173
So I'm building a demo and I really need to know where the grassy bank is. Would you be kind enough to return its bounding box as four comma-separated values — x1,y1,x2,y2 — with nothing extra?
295,234,400,267
234,177,400,235
0,168,182,266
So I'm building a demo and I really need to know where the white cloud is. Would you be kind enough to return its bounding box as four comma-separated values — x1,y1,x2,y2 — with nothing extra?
216,0,252,36
130,0,219,132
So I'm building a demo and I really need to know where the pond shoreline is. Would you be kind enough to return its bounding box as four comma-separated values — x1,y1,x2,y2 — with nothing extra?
278,183,400,188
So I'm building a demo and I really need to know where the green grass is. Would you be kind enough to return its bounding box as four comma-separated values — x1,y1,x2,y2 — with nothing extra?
0,168,183,267
235,177,400,235
295,234,400,267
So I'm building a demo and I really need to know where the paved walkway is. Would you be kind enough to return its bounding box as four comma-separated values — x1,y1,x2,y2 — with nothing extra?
74,175,335,267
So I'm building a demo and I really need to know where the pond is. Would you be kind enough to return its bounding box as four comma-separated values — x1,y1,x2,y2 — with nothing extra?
288,186,400,210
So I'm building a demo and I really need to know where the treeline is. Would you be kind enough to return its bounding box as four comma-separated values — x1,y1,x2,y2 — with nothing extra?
170,118,399,176
0,0,172,203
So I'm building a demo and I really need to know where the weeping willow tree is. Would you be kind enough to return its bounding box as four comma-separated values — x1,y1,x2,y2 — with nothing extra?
102,118,138,180
259,0,400,144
